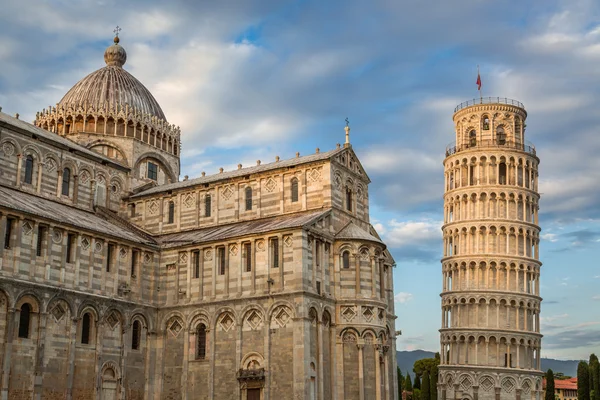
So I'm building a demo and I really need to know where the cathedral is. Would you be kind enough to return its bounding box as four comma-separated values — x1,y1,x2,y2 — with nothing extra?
0,34,398,399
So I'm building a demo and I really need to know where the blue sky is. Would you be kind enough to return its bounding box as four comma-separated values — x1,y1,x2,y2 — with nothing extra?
0,0,599,360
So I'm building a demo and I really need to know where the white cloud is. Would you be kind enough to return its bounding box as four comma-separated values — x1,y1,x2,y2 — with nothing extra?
383,219,442,248
394,292,414,304
593,295,600,301
541,233,558,242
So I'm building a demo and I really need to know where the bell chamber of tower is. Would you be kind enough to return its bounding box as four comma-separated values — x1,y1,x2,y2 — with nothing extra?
438,98,543,400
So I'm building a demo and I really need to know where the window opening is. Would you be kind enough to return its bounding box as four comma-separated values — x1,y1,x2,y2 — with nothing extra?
168,201,175,224
346,187,352,212
18,303,31,338
147,162,158,181
131,320,141,350
4,217,14,249
499,163,507,185
218,247,226,275
469,130,477,147
245,187,252,211
66,233,75,263
291,178,299,203
205,195,211,217
193,250,200,278
107,244,114,272
271,238,279,268
62,168,71,196
36,226,46,257
24,155,34,184
342,251,350,269
244,243,252,272
131,250,139,277
497,126,506,145
196,324,207,359
482,116,490,130
81,312,91,344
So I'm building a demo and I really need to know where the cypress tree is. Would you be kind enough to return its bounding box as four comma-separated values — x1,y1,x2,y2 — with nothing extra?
398,367,404,398
579,361,591,400
545,369,555,400
422,371,431,400
414,374,421,390
406,372,413,392
590,354,600,400
430,363,439,400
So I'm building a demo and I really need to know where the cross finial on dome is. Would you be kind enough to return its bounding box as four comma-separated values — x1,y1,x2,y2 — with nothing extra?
113,26,121,43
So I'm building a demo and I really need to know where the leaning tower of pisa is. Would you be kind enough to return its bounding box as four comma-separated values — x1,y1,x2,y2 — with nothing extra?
439,98,543,400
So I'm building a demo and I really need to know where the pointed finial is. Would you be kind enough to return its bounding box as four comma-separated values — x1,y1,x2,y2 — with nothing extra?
344,117,350,147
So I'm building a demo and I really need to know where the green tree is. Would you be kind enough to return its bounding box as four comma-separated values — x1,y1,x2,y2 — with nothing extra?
414,374,421,390
579,361,591,400
545,369,555,400
398,367,404,398
590,354,600,400
406,372,413,392
430,361,439,400
413,388,422,400
414,353,441,378
422,371,431,400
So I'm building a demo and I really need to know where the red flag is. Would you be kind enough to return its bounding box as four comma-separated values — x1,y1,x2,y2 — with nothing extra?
476,72,482,91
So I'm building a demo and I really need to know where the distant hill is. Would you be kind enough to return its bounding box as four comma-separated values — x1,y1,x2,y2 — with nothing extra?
397,350,580,378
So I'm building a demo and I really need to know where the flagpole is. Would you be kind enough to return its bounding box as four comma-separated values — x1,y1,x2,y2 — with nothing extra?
478,65,482,103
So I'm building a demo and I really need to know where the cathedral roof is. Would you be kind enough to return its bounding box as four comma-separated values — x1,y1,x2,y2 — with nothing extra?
131,147,346,198
335,220,384,245
159,210,329,248
0,185,154,246
57,36,166,121
0,111,128,170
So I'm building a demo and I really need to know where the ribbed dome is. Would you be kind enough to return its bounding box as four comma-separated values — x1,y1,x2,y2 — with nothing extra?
58,38,166,120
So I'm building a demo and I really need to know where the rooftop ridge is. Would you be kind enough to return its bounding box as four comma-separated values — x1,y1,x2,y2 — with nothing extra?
131,146,346,198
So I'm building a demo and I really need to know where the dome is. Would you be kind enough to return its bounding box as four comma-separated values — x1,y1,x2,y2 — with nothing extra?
57,37,166,120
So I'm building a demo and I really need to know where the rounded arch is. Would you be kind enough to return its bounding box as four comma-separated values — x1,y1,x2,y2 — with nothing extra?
240,351,265,370
130,312,150,330
266,300,297,321
101,360,121,379
134,151,177,182
46,294,75,316
15,292,41,313
61,159,79,176
86,139,129,164
213,306,237,327
21,144,42,160
188,310,211,331
77,302,100,321
161,310,186,331
0,138,22,155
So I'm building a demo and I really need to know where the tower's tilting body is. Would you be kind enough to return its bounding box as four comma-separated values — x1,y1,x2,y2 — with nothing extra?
439,98,543,400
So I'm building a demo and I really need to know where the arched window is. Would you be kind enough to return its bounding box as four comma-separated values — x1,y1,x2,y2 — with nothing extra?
497,126,506,145
482,115,490,130
18,303,31,338
245,187,252,211
291,178,299,203
81,312,92,344
24,155,34,184
62,168,71,196
346,187,352,212
196,323,207,359
131,320,141,350
168,201,175,224
205,195,211,217
342,251,350,269
469,130,477,147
